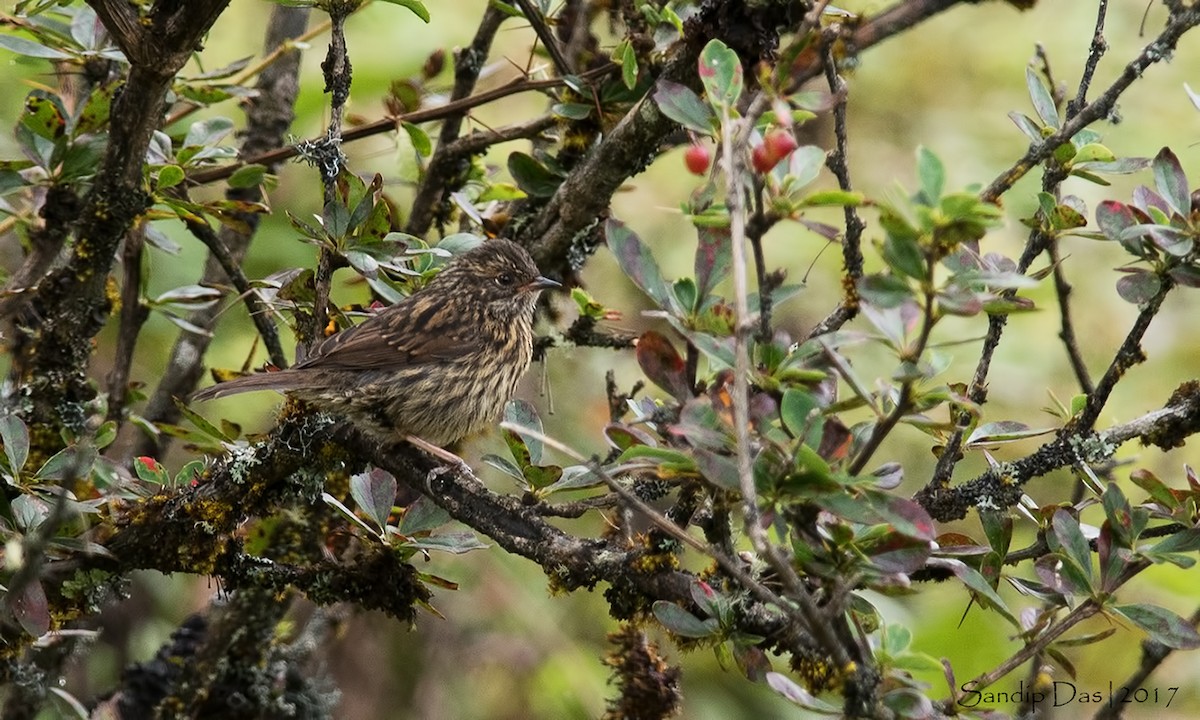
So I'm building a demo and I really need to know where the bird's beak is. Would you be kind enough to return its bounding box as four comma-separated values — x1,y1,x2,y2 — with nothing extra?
523,275,561,292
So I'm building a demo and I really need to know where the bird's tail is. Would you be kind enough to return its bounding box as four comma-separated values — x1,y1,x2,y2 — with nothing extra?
191,369,307,402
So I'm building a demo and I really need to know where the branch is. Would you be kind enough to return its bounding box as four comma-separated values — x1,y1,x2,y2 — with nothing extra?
513,0,573,77
821,40,864,326
128,5,310,460
1094,606,1200,720
980,4,1200,202
9,1,232,442
185,66,616,188
916,381,1200,521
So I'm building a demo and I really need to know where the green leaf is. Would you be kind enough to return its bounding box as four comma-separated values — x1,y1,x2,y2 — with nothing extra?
476,182,526,202
174,460,205,486
507,152,562,197
173,397,233,441
606,218,673,309
379,0,429,21
780,389,820,440
618,39,638,90
504,399,545,464
0,415,30,475
405,531,489,554
1008,111,1043,142
321,492,378,537
979,510,1012,556
227,163,268,189
916,146,944,204
93,421,117,450
541,465,605,495
698,40,742,113
1146,528,1200,556
929,557,1018,626
966,421,1054,446
133,456,169,485
1025,66,1058,129
0,35,74,60
1152,147,1190,217
616,445,698,475
1050,510,1093,585
1070,143,1114,164
152,284,223,309
652,601,719,638
350,467,397,531
550,102,592,120
653,79,716,134
155,165,185,190
481,453,525,481
36,445,99,481
882,232,926,281
780,145,825,190
1125,469,1171,509
857,274,913,308
397,496,451,535
22,91,67,141
402,121,432,157
74,80,121,136
799,189,864,207
183,117,234,149
1112,604,1200,649
323,198,350,238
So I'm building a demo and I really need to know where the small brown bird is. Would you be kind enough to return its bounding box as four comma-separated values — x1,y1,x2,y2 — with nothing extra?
193,238,559,445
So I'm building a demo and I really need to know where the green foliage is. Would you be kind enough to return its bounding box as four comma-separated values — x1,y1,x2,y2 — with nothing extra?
1,1,1199,718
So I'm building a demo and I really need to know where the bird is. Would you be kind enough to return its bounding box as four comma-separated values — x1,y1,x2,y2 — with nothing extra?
192,238,559,445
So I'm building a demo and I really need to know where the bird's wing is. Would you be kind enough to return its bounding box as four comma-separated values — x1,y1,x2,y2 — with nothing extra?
297,298,481,371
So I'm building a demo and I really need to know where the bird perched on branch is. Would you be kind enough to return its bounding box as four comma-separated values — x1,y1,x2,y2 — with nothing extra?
193,238,559,445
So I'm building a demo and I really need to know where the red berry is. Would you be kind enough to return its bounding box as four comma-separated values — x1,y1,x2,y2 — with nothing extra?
684,144,711,175
751,143,774,174
763,129,798,162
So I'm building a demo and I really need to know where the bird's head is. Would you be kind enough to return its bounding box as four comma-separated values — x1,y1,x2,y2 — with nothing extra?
430,238,560,322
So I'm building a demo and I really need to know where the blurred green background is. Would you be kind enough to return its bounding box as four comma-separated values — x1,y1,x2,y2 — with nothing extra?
2,0,1199,717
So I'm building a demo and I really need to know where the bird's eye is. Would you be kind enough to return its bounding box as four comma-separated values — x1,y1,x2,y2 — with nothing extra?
495,272,514,286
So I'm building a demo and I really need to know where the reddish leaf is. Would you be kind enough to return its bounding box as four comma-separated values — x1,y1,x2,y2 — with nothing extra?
1152,147,1190,216
636,331,691,401
12,579,50,638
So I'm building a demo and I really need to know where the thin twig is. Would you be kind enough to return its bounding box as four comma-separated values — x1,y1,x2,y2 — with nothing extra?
1094,606,1200,720
917,381,1200,522
105,224,149,421
514,0,573,77
1075,278,1173,431
822,41,864,322
1066,0,1110,119
497,423,798,619
405,5,506,237
980,5,1200,202
161,16,333,128
847,267,936,475
174,198,287,368
721,92,853,668
953,601,1103,703
310,5,353,350
187,65,616,188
